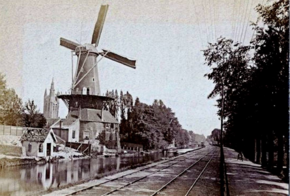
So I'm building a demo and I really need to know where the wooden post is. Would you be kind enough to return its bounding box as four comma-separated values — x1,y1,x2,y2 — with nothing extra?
220,80,225,196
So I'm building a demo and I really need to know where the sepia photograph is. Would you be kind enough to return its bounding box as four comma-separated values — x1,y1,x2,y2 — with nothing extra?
0,0,288,195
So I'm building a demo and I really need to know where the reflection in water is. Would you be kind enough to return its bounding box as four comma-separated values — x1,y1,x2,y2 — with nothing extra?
0,152,163,196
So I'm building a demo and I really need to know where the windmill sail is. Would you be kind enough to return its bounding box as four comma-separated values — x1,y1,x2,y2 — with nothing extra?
60,37,81,50
91,5,109,46
101,50,136,69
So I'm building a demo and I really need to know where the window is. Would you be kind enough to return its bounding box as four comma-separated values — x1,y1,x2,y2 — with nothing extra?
28,143,32,152
72,130,76,139
111,124,114,128
87,88,90,95
82,87,87,95
39,143,43,152
84,131,89,140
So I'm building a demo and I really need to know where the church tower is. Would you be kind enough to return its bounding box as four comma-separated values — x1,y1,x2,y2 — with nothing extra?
43,79,59,119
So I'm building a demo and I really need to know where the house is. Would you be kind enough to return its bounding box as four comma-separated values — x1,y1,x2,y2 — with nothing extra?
50,118,80,143
79,108,119,143
48,107,120,153
20,128,57,157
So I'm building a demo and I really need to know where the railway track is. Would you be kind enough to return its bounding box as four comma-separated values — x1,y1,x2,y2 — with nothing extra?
69,146,217,196
151,150,216,196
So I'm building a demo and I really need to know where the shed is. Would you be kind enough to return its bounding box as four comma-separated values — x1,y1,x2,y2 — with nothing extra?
20,128,57,157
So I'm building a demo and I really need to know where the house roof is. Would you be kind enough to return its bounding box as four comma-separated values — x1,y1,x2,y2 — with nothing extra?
20,128,55,142
51,118,77,128
80,109,118,124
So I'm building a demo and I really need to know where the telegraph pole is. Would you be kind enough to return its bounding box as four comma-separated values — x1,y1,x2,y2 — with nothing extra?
220,79,225,196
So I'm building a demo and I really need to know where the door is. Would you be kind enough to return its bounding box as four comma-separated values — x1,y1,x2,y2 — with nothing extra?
47,143,51,156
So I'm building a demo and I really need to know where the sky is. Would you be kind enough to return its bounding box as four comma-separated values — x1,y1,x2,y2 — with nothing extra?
0,0,267,136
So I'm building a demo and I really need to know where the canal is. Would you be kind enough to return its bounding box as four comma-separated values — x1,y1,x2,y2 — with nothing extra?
0,152,166,196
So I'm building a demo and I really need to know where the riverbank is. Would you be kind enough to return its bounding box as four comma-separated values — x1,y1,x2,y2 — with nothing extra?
0,144,87,168
0,155,44,168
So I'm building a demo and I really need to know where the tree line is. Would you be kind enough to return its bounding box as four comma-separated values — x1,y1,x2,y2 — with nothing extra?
203,0,288,180
0,73,46,128
105,90,205,150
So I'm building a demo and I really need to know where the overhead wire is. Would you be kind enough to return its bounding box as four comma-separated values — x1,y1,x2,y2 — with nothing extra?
250,0,266,42
206,0,212,43
212,0,216,40
209,0,214,42
210,0,215,42
192,0,206,48
238,0,246,42
242,0,254,44
201,0,210,43
231,0,237,40
234,0,241,42
239,0,250,43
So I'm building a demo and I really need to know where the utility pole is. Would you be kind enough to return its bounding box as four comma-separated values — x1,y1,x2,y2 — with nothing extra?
220,79,225,196
221,80,224,149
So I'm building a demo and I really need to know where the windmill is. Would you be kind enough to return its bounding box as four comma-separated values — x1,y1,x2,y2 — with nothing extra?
58,4,136,114
56,5,136,149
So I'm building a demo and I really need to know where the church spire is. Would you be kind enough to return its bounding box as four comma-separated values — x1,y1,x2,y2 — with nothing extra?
50,78,54,91
50,78,55,96
44,78,59,119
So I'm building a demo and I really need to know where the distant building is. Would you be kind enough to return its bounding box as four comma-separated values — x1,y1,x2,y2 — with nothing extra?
43,79,59,119
20,128,57,157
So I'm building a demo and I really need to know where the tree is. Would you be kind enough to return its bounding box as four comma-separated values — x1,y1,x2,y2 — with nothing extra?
251,0,288,173
203,37,251,119
119,92,186,150
0,73,23,126
175,129,190,148
22,100,46,128
203,0,289,179
203,37,252,152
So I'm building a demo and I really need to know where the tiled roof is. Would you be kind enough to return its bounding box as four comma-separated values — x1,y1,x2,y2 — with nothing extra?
20,128,51,142
80,109,118,124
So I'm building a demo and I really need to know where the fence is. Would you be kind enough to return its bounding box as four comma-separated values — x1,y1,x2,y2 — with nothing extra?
0,125,41,136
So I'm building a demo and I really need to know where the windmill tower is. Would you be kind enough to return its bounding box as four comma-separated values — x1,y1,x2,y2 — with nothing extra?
57,5,136,152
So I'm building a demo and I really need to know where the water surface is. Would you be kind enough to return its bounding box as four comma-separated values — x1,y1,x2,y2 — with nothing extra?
0,152,164,196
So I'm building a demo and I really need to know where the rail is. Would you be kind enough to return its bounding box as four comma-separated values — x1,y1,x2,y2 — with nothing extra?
150,150,215,196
